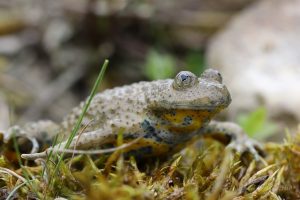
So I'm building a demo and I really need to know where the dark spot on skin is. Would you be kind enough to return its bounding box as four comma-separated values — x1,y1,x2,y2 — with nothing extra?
141,120,154,133
152,110,162,118
141,120,163,142
182,116,193,126
169,110,176,116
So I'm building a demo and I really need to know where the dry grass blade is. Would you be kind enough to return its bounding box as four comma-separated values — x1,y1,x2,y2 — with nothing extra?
0,167,26,183
206,148,234,200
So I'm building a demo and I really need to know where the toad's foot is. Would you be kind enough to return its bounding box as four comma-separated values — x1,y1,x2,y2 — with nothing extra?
226,135,263,161
200,121,263,161
2,121,60,155
2,126,39,154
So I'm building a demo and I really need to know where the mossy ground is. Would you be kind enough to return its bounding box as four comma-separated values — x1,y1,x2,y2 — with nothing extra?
0,129,300,200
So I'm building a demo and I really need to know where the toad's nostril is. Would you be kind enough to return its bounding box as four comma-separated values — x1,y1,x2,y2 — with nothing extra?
201,69,222,83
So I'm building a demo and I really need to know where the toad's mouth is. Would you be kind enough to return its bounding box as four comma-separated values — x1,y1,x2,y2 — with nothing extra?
172,104,217,110
157,102,225,111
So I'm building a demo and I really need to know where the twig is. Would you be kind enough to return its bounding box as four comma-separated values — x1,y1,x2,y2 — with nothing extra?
21,135,143,160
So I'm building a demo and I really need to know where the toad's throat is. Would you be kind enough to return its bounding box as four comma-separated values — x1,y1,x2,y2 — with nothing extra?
154,109,219,133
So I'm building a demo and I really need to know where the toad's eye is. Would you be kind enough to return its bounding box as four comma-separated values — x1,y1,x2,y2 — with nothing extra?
172,71,198,90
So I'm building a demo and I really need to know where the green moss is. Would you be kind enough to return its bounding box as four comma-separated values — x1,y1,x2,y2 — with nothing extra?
1,131,300,199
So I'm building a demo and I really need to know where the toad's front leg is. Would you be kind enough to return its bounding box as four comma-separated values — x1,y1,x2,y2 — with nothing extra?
199,121,263,160
1,120,60,154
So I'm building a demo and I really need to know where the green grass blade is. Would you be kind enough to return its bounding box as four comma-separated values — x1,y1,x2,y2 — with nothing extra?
52,59,109,175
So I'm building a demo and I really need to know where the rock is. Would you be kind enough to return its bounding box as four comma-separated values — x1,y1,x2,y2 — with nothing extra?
206,0,300,124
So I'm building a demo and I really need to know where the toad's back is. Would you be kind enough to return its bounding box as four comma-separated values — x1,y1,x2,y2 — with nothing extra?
61,80,171,135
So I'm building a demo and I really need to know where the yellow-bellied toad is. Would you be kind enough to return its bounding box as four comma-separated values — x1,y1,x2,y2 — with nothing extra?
2,69,260,159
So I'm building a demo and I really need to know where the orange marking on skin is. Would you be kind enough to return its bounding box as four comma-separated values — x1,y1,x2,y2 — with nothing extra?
162,109,219,134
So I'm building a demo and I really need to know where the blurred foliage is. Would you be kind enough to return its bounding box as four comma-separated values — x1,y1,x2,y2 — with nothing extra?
185,51,206,75
237,107,278,140
144,49,207,80
144,49,176,80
